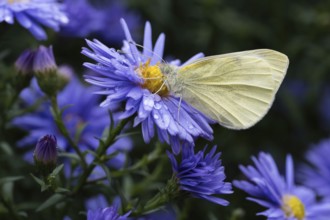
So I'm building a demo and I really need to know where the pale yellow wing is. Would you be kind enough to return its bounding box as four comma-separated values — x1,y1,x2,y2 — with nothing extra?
177,49,289,129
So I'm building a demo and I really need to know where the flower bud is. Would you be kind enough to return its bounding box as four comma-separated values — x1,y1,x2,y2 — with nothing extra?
16,45,67,96
34,134,58,176
32,46,64,96
14,48,35,90
15,49,36,75
32,45,57,74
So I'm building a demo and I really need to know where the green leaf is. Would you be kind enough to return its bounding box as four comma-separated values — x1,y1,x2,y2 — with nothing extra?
30,174,49,192
98,163,112,183
30,174,44,185
18,211,28,217
54,187,70,193
84,149,98,157
36,194,65,212
108,110,115,132
0,142,13,155
51,164,64,176
1,182,14,201
58,152,81,162
0,50,10,60
74,122,88,143
114,131,140,141
0,176,24,185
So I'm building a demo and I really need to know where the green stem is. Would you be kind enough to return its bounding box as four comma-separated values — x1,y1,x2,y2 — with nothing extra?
111,143,163,178
130,156,167,197
133,176,180,215
71,117,131,195
50,96,87,169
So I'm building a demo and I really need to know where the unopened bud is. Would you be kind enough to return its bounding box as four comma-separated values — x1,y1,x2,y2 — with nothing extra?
15,50,36,75
34,134,58,176
32,45,57,74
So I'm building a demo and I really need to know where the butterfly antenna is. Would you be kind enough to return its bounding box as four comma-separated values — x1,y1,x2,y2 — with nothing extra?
153,77,168,95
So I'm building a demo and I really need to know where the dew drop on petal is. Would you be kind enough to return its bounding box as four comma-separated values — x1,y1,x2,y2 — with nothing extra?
143,98,154,108
154,94,161,102
154,103,162,110
153,114,159,120
163,114,171,126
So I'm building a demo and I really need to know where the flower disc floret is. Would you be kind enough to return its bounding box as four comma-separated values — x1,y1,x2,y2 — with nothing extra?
137,60,169,96
282,195,305,220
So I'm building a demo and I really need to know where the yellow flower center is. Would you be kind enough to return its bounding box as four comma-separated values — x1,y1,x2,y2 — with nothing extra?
137,60,169,97
282,195,305,220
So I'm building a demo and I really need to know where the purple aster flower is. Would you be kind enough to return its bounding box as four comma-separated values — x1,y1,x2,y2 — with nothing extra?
11,70,132,171
94,1,141,43
87,205,130,220
60,0,140,43
234,152,330,220
85,194,109,212
83,19,213,154
0,0,68,40
298,139,330,201
167,145,232,206
60,0,102,38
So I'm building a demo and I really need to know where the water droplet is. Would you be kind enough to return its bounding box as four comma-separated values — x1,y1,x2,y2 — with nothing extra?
143,98,154,108
154,103,162,109
154,95,161,102
188,125,195,130
153,114,160,120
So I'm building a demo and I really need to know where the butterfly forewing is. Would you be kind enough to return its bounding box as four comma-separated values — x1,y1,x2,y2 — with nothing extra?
176,49,289,129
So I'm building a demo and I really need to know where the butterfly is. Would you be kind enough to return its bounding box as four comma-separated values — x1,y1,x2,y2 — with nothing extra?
164,49,289,129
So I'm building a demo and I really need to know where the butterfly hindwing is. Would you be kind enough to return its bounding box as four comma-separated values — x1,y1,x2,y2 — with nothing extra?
176,49,289,129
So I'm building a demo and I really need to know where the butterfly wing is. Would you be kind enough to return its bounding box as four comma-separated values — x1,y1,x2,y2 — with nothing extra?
176,49,289,129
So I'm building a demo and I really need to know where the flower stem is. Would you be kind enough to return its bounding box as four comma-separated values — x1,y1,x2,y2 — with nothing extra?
71,117,131,195
133,176,180,215
49,95,87,169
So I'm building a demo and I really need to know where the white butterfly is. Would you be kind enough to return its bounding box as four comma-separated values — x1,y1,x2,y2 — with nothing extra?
164,49,289,129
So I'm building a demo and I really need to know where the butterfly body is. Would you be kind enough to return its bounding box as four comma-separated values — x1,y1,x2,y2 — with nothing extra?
164,49,289,129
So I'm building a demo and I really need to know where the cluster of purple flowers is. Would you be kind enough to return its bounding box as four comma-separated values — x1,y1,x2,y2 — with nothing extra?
12,61,132,176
